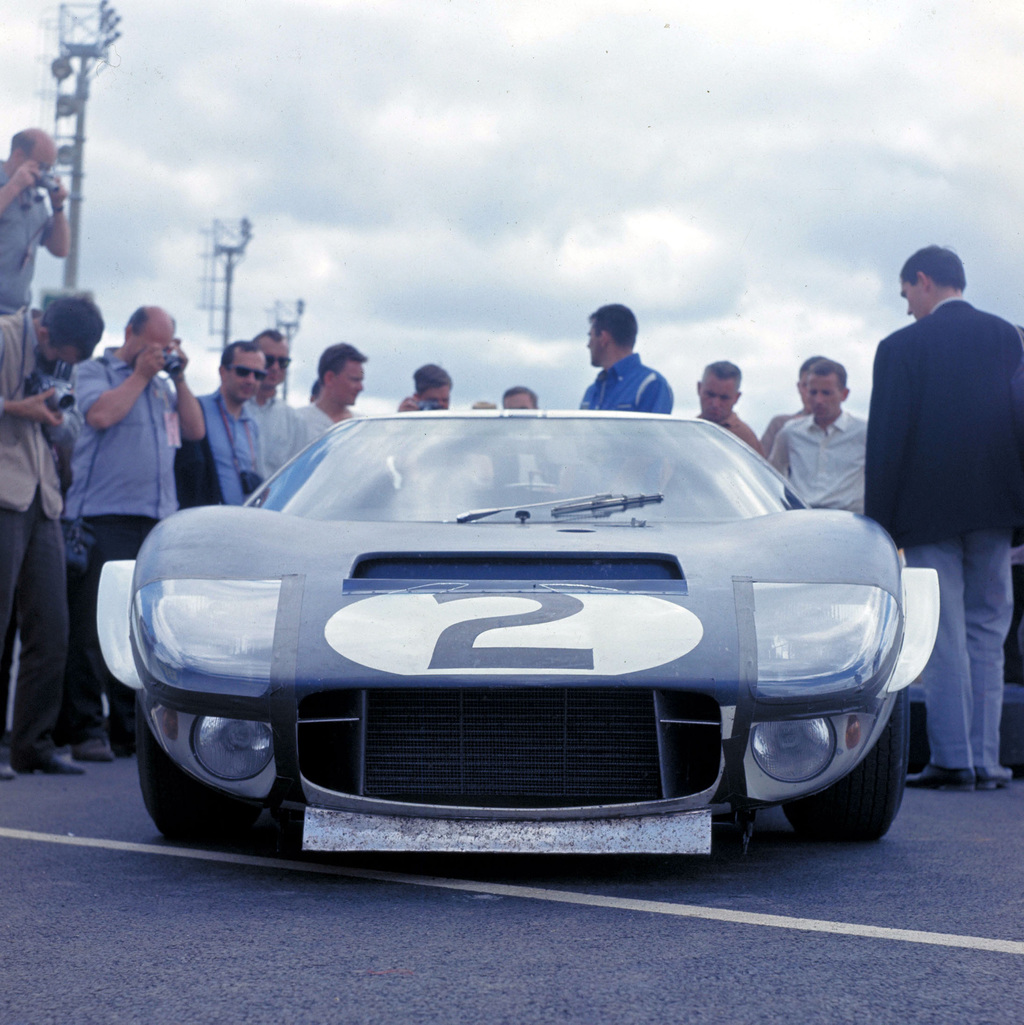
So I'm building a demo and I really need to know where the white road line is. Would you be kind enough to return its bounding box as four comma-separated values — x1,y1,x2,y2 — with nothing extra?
3,825,1022,956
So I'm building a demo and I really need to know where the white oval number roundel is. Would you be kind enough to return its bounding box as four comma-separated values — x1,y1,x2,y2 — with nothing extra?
324,592,703,676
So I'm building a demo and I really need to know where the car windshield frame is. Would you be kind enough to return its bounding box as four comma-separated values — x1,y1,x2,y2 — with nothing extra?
250,412,801,524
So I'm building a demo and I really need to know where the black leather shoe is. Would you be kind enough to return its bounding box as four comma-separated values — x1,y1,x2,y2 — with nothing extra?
14,753,85,775
976,766,1013,790
0,761,15,781
906,764,975,791
71,737,115,762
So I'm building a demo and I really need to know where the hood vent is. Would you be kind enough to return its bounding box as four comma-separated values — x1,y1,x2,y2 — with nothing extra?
351,554,683,582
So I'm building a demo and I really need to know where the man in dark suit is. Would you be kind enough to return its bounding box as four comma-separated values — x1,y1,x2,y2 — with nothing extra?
866,246,1024,790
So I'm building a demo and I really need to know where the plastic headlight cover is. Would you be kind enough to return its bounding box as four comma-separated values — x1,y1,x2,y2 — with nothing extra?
753,583,899,698
751,718,835,782
133,579,281,685
193,716,274,780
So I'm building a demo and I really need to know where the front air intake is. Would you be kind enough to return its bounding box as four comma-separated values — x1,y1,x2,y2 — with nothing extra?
351,554,683,581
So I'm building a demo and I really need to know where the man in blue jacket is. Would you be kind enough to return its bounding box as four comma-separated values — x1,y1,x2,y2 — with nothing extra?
866,246,1024,790
580,304,672,414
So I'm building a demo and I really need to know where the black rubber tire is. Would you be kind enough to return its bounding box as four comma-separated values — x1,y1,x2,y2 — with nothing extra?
782,688,909,842
136,701,262,840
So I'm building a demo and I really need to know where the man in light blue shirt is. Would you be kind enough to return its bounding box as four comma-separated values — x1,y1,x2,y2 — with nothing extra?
579,304,672,414
0,129,70,313
59,305,204,762
197,341,265,506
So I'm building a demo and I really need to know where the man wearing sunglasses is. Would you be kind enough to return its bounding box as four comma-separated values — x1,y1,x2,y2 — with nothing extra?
175,340,265,507
247,328,307,477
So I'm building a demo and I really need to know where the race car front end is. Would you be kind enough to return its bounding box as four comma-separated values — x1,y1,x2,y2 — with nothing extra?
99,512,936,854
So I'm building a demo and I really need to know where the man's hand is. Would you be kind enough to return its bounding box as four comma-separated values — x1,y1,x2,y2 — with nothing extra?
4,391,64,427
9,160,44,194
397,396,420,412
48,175,69,211
166,338,189,380
134,340,167,381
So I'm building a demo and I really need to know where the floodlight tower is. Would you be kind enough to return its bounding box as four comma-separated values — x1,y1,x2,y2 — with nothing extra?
50,0,122,290
200,218,254,349
272,299,305,401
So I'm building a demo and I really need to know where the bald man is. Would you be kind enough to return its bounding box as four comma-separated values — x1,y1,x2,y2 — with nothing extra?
0,129,70,313
57,306,204,762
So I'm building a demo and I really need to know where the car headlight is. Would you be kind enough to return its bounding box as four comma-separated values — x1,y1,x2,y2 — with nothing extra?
133,579,281,690
752,583,899,699
192,716,274,780
750,717,836,779
750,719,836,782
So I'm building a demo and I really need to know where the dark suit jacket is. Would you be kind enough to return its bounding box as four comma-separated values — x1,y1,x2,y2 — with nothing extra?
865,299,1024,548
174,435,224,509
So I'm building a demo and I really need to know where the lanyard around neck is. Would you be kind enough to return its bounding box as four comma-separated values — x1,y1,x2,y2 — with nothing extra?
215,393,256,477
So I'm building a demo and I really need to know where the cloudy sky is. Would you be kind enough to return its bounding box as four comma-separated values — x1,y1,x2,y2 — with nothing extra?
5,0,1023,428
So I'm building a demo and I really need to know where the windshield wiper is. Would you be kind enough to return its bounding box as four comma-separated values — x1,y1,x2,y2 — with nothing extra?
550,493,663,519
456,492,663,524
456,493,610,524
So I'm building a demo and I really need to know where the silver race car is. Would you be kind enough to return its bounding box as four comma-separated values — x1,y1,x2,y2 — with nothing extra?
98,412,938,854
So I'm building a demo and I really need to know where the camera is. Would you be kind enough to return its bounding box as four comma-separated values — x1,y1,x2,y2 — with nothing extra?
163,350,184,376
239,470,264,497
417,399,442,411
35,169,60,193
25,359,76,412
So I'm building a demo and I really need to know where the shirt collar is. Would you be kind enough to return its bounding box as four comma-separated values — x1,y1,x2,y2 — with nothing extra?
215,388,252,422
602,351,639,381
805,409,851,433
701,411,740,429
103,345,130,370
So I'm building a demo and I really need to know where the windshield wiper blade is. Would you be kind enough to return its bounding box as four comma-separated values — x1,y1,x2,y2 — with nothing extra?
455,493,616,524
456,492,665,523
550,493,664,519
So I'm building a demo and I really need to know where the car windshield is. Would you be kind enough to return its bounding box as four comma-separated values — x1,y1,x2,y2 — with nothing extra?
251,414,799,523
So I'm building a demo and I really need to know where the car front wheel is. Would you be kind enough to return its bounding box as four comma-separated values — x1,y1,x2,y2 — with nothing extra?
136,699,262,840
782,689,909,842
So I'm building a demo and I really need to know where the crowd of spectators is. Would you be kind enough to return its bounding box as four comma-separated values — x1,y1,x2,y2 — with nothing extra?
0,126,1021,790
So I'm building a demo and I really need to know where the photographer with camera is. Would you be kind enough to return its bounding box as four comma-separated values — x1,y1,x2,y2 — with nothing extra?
56,306,203,762
397,363,452,412
0,129,69,314
0,295,103,778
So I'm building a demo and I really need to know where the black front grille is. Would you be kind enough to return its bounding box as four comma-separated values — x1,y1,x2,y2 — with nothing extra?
362,688,660,806
297,688,722,808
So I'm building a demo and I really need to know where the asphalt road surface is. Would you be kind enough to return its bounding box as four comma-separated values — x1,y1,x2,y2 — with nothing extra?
2,756,1023,1025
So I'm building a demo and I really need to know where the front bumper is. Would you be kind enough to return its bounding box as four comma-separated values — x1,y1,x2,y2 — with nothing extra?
302,805,712,854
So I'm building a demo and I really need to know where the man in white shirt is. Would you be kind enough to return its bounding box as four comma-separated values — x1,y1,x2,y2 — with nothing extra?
759,354,824,455
294,342,367,444
247,329,307,477
768,358,866,513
